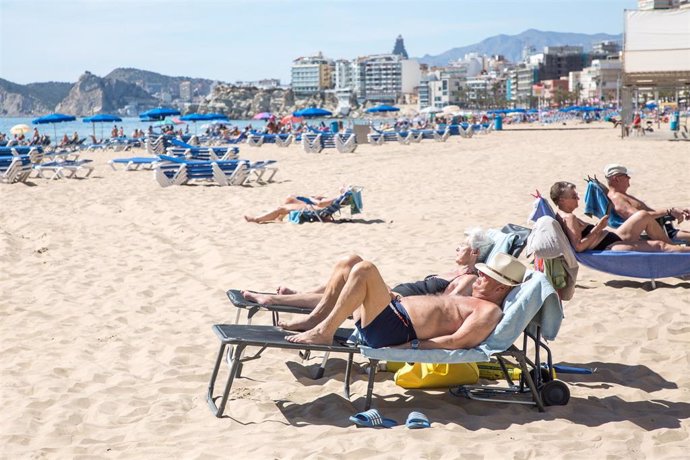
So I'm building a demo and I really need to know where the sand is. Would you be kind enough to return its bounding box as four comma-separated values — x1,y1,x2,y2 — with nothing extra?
1,122,689,459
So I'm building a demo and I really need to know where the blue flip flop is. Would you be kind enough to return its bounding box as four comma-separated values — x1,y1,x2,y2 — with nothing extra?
349,409,398,428
406,411,430,429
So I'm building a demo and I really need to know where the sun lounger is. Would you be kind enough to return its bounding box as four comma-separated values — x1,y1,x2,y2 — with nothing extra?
288,187,363,223
34,159,94,180
529,195,690,288
0,156,26,184
301,132,357,153
108,157,160,171
207,271,566,418
246,133,294,148
154,155,250,187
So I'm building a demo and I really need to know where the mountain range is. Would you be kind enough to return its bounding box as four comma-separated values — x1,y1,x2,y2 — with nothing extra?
0,29,623,116
418,29,622,66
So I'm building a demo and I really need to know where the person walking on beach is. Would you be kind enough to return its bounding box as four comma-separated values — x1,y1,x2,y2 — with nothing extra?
282,252,526,350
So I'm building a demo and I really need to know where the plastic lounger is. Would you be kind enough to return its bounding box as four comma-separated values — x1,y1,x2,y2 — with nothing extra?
109,157,160,171
529,196,690,287
207,325,359,418
207,272,566,418
34,159,94,180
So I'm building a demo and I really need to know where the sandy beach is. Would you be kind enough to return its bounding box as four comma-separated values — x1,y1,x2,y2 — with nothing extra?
2,123,689,459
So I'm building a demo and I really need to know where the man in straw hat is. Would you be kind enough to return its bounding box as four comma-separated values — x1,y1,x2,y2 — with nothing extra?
284,252,526,350
604,164,690,242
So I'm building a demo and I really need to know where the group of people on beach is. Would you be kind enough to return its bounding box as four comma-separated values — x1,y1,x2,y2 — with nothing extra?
239,162,689,352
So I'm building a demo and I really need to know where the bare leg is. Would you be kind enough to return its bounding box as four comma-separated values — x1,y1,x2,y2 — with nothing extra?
244,206,293,223
610,240,690,253
276,284,326,295
286,261,392,345
615,210,672,244
241,291,322,308
279,254,363,331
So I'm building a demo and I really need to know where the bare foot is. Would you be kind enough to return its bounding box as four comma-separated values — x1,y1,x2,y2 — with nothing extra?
244,215,258,223
241,290,273,305
285,328,333,345
278,316,320,332
276,286,297,295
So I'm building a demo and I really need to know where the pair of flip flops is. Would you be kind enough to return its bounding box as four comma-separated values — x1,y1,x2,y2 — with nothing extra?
349,409,430,429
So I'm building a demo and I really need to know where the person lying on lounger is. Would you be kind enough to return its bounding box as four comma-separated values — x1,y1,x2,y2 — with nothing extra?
604,164,690,242
244,188,348,223
282,252,526,349
550,181,690,253
242,228,495,306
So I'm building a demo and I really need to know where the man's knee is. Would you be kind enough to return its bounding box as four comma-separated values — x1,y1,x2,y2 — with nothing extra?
338,254,363,268
350,260,378,279
633,210,652,220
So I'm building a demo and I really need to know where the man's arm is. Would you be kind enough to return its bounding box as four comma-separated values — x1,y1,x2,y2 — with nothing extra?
403,302,503,350
610,192,683,221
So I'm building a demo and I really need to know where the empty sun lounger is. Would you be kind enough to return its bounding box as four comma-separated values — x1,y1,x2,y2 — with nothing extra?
108,157,161,171
207,271,566,418
34,159,95,180
155,155,250,187
246,133,294,148
301,132,357,153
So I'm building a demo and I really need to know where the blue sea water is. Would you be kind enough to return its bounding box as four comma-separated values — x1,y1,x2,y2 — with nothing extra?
0,117,261,141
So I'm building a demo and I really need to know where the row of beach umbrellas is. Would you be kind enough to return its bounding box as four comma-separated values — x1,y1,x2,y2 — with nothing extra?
18,105,405,145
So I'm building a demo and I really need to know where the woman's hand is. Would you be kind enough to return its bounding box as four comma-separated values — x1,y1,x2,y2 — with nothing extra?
593,215,609,232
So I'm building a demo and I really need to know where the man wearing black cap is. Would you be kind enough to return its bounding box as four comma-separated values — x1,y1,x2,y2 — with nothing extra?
605,164,690,242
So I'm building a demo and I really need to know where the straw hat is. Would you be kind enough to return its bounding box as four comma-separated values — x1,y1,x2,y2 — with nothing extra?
475,253,526,286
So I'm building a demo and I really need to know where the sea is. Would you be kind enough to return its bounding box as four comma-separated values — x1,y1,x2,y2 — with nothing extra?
0,117,263,141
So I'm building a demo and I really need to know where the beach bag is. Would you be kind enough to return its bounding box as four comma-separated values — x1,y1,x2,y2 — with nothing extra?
394,362,479,389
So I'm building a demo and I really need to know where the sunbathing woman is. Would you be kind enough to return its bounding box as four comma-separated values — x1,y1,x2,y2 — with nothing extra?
244,189,346,223
550,181,690,253
241,228,495,309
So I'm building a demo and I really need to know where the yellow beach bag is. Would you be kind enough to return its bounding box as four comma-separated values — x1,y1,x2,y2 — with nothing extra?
394,362,480,389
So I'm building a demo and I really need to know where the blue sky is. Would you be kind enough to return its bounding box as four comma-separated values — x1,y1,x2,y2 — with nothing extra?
1,0,637,84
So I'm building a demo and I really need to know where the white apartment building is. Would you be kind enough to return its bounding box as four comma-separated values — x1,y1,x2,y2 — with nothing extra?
427,73,464,108
291,52,334,95
334,59,355,91
571,59,622,104
449,53,484,78
350,54,421,103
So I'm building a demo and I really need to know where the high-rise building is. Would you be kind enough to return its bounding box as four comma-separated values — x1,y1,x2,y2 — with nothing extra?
352,53,421,103
392,35,409,59
540,46,587,81
291,52,334,95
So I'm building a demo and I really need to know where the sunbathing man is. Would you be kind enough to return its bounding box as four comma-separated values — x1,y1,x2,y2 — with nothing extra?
604,164,690,242
551,181,690,253
283,252,526,349
242,228,495,307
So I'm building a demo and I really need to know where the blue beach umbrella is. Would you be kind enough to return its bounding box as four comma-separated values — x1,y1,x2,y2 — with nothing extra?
32,113,77,145
139,107,181,120
82,114,122,140
293,107,332,118
365,104,400,113
204,113,229,121
180,113,212,122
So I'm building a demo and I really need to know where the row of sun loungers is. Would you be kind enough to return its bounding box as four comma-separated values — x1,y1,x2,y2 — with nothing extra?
154,155,278,187
1,146,94,183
